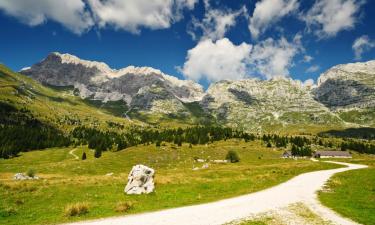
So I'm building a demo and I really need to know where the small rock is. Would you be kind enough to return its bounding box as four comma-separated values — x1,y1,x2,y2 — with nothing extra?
105,172,114,176
125,165,155,195
13,173,39,180
196,159,205,163
202,163,209,169
192,167,200,171
211,160,228,164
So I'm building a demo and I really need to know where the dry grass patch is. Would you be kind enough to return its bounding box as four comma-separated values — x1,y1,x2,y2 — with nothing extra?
64,202,89,217
114,201,134,213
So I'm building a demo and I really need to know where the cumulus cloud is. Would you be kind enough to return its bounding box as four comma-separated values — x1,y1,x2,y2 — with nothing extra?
249,0,299,39
181,38,252,82
88,0,198,33
352,35,375,60
188,3,247,41
0,0,93,34
303,0,364,38
0,0,197,34
249,35,303,79
305,65,320,73
181,35,303,82
303,55,313,63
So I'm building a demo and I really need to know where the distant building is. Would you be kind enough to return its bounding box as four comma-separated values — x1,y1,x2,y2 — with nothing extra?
282,151,292,158
314,150,352,158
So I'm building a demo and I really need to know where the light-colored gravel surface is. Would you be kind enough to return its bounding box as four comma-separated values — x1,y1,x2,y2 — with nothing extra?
64,161,367,225
69,148,79,160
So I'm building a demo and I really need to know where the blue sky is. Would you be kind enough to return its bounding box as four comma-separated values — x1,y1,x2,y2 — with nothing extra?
0,0,374,87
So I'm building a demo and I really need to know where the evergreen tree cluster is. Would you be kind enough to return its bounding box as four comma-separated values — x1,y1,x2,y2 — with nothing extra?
262,134,310,148
341,140,375,154
291,144,312,157
71,126,256,153
0,102,70,158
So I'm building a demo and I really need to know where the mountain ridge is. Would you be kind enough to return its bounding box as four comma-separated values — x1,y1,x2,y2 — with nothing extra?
19,52,375,131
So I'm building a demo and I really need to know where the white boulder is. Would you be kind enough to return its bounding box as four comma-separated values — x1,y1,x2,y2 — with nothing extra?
124,165,155,195
13,173,39,180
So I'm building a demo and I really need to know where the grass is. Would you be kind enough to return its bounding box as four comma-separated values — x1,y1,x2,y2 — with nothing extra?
0,140,341,225
64,202,89,217
318,154,375,225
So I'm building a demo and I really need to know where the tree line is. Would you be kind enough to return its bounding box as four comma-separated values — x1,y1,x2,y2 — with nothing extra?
0,102,70,158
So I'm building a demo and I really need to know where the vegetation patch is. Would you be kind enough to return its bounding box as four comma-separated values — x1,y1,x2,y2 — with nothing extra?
64,202,89,217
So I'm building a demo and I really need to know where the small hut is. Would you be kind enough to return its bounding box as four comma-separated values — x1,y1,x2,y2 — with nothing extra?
314,150,352,158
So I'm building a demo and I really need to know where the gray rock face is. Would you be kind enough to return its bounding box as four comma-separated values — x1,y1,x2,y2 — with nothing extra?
201,78,340,131
21,52,205,113
313,60,375,110
124,165,155,195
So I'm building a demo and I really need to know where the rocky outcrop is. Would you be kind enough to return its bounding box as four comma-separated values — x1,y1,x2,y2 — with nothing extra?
201,78,340,131
21,52,205,114
124,165,155,195
313,60,375,110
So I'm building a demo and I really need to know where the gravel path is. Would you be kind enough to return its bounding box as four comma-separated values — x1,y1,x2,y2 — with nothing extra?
64,161,367,225
69,148,79,160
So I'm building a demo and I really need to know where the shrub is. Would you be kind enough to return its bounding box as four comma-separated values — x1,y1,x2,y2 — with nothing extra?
226,150,240,163
114,201,134,213
94,149,102,158
26,168,35,178
64,202,89,217
0,207,17,217
81,152,86,160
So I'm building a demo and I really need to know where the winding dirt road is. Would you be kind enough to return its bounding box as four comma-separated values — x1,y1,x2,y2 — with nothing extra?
65,161,367,225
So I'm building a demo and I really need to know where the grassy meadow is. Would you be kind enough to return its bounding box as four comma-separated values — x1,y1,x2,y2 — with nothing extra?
0,139,341,225
318,154,375,225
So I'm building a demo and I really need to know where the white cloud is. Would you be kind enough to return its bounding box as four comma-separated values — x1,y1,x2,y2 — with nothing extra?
181,38,252,82
303,0,364,38
0,0,93,34
188,4,247,41
87,0,197,34
249,0,299,39
303,55,313,63
305,65,320,73
249,35,303,79
352,35,375,60
0,0,197,35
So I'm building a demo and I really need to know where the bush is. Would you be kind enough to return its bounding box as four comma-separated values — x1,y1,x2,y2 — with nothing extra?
81,152,86,160
26,168,35,178
226,150,240,163
94,149,102,158
114,201,134,213
64,202,89,217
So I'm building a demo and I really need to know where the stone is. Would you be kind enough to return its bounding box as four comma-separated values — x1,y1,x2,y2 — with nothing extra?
13,173,39,180
202,163,209,169
196,159,205,163
211,160,228,164
125,165,155,195
105,172,114,176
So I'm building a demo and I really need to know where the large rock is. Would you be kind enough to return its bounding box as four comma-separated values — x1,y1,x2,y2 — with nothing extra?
124,165,155,195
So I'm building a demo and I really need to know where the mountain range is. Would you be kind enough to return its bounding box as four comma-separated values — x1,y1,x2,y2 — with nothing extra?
5,52,375,133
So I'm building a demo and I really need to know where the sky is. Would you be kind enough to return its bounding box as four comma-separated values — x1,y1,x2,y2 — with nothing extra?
0,0,375,88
